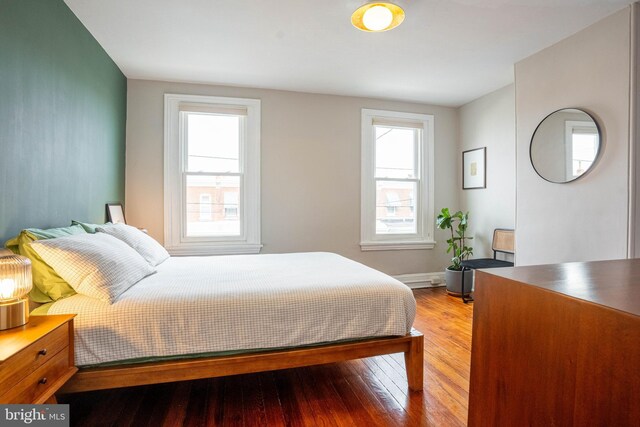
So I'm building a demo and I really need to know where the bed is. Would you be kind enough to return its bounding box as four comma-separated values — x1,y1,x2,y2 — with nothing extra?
34,252,423,393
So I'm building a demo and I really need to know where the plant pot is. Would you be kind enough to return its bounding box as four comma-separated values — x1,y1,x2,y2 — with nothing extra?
445,267,473,296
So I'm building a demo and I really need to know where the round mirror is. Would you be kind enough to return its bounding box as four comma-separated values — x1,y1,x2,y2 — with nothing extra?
530,108,601,183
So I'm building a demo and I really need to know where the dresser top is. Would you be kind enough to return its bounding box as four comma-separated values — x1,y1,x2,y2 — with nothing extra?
481,258,640,317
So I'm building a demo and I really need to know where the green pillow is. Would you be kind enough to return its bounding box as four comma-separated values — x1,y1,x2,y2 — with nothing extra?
5,236,20,254
71,220,109,234
24,224,87,240
5,224,86,303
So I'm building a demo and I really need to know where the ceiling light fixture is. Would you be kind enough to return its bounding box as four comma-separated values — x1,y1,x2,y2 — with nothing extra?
351,2,405,32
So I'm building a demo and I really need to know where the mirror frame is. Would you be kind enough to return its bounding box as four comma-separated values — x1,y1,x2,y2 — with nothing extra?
529,107,602,184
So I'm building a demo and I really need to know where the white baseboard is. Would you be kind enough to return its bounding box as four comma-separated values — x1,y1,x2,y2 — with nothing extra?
393,272,446,289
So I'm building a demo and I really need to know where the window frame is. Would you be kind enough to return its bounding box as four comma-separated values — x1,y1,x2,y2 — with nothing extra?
360,109,435,251
164,94,261,256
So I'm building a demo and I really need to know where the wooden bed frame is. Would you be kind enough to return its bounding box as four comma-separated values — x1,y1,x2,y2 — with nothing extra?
60,329,424,393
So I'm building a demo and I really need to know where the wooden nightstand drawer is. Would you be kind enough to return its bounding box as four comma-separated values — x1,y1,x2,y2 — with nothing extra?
0,315,76,404
0,323,69,396
0,347,75,404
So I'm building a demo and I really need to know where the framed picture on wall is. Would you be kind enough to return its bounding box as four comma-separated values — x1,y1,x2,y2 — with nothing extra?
462,147,486,190
106,203,127,224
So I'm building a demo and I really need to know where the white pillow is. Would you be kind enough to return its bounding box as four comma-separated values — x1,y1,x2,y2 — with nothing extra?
29,233,156,304
96,223,169,267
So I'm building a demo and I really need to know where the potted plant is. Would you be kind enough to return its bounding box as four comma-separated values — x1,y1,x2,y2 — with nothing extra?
436,208,473,296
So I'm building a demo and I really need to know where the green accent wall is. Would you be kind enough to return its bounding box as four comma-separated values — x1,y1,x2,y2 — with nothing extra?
0,0,126,244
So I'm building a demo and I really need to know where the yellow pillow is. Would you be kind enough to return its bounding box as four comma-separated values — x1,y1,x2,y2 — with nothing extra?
4,225,86,303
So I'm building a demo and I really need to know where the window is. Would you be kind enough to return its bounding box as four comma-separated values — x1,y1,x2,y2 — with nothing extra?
164,94,261,255
385,192,399,216
565,120,599,180
361,109,435,250
224,191,239,218
199,194,212,221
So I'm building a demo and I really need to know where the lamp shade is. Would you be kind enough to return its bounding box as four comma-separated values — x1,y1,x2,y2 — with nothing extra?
0,254,32,330
0,255,32,302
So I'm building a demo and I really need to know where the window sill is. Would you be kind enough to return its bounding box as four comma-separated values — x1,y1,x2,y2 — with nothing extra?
360,240,436,251
166,243,263,256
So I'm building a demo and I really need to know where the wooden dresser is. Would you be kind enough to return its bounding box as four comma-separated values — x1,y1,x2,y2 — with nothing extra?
468,259,640,426
0,314,77,404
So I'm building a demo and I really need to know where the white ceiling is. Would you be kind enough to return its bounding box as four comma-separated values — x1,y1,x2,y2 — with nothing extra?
64,0,632,107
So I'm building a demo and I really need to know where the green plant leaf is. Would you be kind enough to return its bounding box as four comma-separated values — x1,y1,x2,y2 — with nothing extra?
437,207,473,270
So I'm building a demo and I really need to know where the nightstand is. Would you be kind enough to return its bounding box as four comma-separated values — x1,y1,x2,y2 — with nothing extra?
0,315,77,403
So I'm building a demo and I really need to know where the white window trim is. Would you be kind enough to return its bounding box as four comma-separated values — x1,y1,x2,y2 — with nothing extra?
164,93,261,256
360,109,435,251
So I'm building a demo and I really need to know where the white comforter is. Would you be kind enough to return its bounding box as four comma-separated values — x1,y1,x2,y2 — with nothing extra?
47,252,416,366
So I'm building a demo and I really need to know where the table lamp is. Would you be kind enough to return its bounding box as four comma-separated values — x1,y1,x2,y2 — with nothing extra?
0,254,32,330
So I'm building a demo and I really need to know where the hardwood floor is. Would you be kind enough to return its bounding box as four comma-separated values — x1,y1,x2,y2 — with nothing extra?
61,288,473,426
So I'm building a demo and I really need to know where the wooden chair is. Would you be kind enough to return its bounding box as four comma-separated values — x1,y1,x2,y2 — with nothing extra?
462,228,514,270
459,229,514,304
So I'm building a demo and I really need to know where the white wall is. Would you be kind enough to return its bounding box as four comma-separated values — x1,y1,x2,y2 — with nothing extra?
515,7,632,265
125,80,460,276
459,84,516,259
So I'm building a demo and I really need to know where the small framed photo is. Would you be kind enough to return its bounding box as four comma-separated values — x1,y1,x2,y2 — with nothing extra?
106,203,127,224
463,147,486,190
